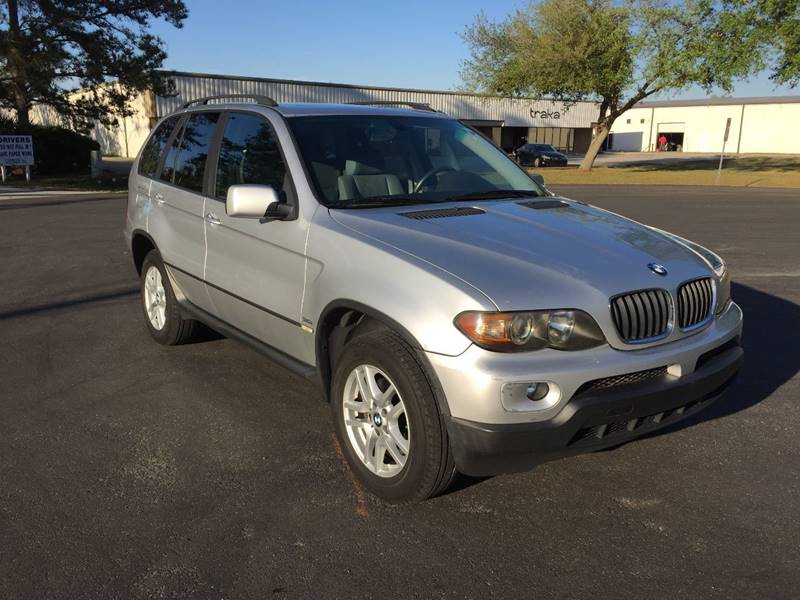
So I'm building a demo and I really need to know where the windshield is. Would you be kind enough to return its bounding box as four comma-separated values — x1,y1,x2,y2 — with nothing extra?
288,115,543,207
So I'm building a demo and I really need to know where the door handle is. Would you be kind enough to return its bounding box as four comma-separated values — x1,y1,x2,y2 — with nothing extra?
205,212,221,226
153,192,165,204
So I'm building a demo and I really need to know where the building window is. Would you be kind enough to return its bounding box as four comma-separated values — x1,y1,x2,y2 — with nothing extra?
626,118,631,124
528,127,575,152
640,118,645,124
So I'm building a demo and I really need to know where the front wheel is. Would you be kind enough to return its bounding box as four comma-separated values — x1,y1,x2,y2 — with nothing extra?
533,157,542,167
140,250,198,345
331,327,456,502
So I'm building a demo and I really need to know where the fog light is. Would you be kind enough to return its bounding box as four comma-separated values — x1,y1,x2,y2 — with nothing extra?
501,381,561,412
526,382,550,401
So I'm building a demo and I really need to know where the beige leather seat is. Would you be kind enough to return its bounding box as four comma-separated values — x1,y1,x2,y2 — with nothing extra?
337,159,404,200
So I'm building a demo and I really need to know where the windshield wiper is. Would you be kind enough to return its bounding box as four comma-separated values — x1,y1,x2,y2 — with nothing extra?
331,196,438,209
445,190,541,202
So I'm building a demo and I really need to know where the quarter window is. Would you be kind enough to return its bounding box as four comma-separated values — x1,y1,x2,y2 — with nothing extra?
138,115,180,178
172,112,220,193
215,113,290,200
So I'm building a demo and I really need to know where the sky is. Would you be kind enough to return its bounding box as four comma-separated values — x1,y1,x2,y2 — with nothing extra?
149,0,797,100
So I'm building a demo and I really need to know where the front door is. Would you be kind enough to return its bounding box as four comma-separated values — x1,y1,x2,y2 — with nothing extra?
203,111,309,362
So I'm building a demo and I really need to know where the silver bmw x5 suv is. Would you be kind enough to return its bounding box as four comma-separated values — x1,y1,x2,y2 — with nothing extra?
124,95,744,502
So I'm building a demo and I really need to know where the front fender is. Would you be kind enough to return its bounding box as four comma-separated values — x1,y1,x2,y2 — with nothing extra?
303,210,494,357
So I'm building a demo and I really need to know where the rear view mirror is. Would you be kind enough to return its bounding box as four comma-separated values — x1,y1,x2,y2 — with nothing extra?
226,185,292,220
530,173,545,186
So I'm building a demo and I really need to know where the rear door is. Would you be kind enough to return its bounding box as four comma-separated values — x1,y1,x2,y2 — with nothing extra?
133,115,180,229
203,111,308,360
148,111,221,311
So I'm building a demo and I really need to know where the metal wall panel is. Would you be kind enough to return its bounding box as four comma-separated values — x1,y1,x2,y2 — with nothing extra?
154,72,599,129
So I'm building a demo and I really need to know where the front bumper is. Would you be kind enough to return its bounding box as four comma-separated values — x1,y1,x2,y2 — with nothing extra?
446,339,743,476
428,301,743,425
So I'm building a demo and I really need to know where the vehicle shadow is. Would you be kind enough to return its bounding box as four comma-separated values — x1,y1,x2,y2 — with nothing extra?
638,281,799,439
0,194,124,211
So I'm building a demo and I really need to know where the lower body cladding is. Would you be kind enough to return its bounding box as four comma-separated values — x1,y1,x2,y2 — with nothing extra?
427,302,744,477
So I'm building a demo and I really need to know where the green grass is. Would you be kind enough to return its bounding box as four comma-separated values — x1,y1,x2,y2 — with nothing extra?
532,154,800,188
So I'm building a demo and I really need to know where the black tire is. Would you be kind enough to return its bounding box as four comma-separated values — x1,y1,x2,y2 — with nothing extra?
533,156,542,167
140,250,198,345
331,327,456,503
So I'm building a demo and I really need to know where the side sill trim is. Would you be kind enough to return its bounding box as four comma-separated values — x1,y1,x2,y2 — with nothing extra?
178,299,319,383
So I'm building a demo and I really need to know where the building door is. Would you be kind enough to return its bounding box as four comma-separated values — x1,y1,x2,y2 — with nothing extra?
657,123,686,151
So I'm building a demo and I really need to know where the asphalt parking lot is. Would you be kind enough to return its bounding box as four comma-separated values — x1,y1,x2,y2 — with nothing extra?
1,184,798,599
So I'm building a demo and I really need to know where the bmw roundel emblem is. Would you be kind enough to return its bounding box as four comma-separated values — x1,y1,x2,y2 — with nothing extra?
648,262,668,276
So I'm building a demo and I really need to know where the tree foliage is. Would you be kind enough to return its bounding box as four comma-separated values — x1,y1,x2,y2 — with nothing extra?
462,0,767,169
723,0,800,86
0,0,187,130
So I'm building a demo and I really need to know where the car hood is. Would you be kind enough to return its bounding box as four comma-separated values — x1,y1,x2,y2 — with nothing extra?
543,151,566,158
328,197,713,312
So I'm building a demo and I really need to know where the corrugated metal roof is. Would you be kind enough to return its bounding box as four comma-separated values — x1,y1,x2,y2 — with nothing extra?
637,96,800,108
153,70,600,129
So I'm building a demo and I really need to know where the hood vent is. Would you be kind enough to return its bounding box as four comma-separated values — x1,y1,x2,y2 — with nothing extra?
518,199,569,210
400,207,485,220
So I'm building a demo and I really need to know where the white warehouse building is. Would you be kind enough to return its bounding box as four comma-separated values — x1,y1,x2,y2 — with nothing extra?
607,96,800,154
47,70,800,158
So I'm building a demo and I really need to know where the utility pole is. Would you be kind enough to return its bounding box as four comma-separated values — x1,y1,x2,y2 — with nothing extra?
715,117,732,185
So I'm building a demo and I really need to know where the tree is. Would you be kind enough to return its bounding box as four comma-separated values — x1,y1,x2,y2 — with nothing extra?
723,0,800,86
462,0,765,170
0,0,187,131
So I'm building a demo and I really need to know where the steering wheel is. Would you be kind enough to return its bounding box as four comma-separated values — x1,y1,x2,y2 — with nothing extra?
413,167,457,193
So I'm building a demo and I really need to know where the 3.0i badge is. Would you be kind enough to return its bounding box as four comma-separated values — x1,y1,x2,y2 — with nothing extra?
648,262,668,276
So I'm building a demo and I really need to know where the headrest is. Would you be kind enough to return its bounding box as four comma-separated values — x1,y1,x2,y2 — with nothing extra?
345,159,384,176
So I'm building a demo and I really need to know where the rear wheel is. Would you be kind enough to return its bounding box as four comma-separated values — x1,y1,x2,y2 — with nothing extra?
331,327,456,502
140,250,198,345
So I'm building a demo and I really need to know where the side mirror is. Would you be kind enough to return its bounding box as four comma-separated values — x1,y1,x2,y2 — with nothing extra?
530,173,545,187
226,184,292,220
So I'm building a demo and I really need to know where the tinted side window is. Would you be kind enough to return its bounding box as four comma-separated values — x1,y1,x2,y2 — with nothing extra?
138,115,179,178
172,112,220,193
215,113,289,200
159,118,183,183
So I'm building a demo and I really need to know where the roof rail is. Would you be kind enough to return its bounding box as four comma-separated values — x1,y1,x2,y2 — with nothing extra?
182,94,278,108
347,100,437,112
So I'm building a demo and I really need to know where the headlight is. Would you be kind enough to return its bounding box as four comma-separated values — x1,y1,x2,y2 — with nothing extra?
689,242,726,277
454,309,606,352
716,268,731,314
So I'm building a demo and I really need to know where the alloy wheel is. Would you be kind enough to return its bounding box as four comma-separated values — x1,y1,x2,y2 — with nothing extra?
342,364,410,478
143,265,167,331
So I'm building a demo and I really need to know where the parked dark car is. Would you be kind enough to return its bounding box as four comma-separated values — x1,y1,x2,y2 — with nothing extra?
515,143,568,167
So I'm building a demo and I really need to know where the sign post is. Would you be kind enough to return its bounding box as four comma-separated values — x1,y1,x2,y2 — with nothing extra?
0,135,34,183
715,118,732,185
